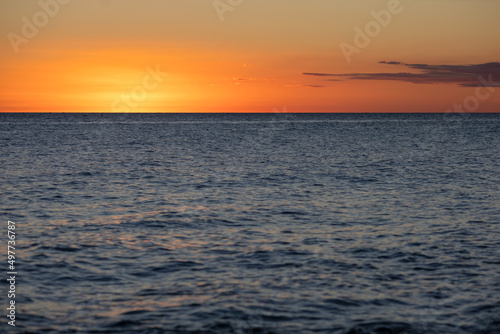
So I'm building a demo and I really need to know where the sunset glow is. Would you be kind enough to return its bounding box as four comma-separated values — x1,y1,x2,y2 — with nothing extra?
1,0,499,112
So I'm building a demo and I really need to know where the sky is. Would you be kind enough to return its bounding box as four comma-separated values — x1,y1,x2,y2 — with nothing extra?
1,0,499,113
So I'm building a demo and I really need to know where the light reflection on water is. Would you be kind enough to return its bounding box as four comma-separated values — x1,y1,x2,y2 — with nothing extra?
1,113,499,333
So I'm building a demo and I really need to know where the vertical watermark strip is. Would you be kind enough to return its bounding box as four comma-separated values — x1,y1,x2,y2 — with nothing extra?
6,220,17,327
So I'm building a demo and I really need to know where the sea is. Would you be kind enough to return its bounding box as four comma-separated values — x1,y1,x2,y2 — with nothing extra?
1,113,499,334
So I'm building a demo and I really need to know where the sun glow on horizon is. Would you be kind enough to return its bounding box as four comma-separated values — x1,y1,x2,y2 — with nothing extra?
1,0,499,113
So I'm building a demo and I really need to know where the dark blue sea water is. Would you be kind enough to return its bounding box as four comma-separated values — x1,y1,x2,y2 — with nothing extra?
1,113,500,334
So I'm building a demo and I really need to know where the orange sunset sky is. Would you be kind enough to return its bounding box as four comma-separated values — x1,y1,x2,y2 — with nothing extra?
1,0,499,113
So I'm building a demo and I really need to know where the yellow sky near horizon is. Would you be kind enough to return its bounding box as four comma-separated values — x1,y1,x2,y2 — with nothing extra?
1,0,499,112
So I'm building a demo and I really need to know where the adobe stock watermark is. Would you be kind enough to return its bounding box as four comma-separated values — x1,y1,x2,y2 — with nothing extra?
213,0,243,21
340,0,412,64
446,74,498,114
7,0,71,54
111,65,169,112
6,220,17,327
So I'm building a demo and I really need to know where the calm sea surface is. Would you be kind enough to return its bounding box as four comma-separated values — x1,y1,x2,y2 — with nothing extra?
1,113,499,334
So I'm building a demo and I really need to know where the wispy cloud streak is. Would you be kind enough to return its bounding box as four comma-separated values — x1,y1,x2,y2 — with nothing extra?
303,62,500,87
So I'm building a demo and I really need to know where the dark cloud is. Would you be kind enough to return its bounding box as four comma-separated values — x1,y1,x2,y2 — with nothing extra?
303,62,500,87
303,73,334,77
379,61,402,65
